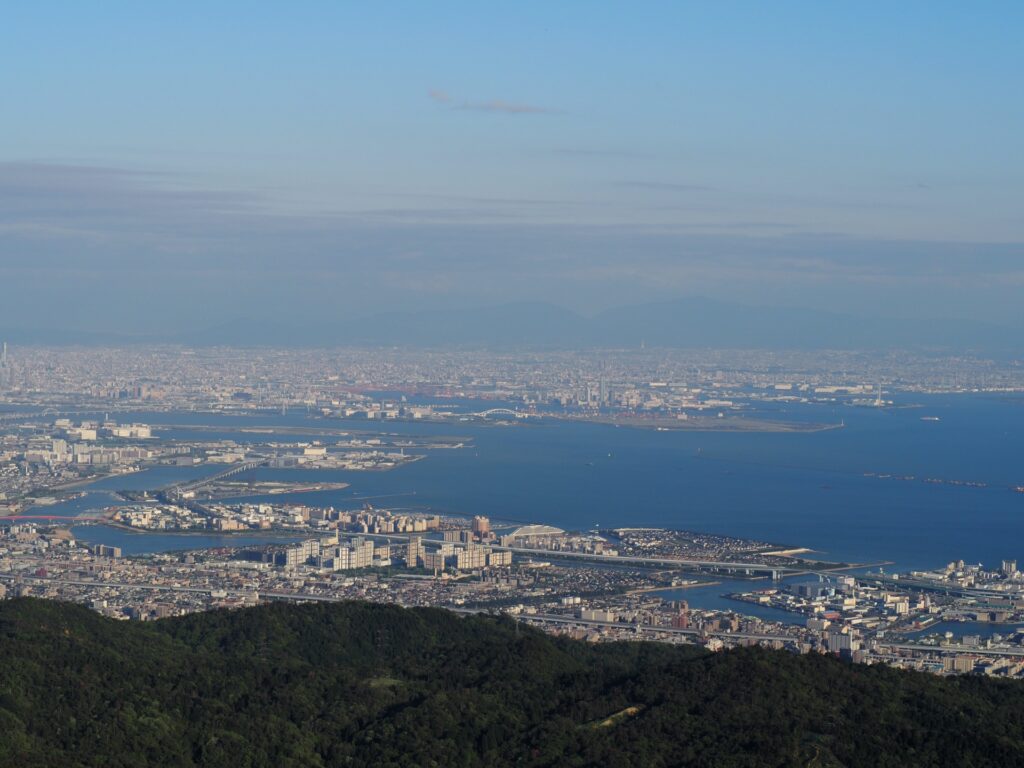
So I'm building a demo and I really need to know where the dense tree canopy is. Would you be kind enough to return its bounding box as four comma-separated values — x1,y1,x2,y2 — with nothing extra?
1,598,1023,767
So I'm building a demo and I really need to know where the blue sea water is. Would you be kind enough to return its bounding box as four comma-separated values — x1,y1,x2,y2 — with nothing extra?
654,579,806,625
30,393,1024,583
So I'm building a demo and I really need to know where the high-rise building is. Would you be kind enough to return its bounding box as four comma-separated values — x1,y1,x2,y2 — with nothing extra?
455,544,488,570
406,535,424,568
281,546,305,567
1002,560,1018,576
826,630,858,655
422,551,445,573
471,515,490,539
333,537,375,570
486,549,512,567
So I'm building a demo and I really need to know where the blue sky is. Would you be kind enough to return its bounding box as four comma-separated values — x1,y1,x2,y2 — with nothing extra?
1,2,1022,334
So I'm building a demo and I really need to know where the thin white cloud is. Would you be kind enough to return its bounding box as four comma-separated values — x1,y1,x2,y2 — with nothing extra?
614,180,714,192
428,89,554,115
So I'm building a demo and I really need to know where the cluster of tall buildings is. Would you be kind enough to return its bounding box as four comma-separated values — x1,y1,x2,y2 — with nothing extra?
406,534,511,573
22,436,154,467
278,535,388,571
337,508,441,535
272,531,512,574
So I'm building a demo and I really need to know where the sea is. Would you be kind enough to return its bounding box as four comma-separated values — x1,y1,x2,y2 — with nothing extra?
19,392,1024,629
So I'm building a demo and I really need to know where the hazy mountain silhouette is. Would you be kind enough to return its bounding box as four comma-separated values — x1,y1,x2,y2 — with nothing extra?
334,298,1020,352
3,298,1018,351
589,298,1019,351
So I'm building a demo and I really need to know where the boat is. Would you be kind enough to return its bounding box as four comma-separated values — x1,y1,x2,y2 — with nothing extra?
921,416,940,421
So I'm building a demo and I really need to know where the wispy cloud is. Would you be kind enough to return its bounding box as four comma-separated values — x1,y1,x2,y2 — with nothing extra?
5,161,1023,335
429,89,554,115
0,161,262,234
4,160,1019,309
379,191,577,207
460,99,552,115
614,180,714,192
549,148,647,158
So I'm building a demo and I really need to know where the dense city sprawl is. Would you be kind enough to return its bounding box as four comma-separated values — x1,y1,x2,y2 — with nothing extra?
2,343,1024,679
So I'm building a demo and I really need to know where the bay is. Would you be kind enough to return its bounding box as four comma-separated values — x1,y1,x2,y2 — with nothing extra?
27,393,1024,623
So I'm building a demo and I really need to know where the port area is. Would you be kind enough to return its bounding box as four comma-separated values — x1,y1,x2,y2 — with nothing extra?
723,558,1024,655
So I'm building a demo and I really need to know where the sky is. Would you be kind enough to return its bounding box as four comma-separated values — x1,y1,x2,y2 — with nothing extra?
1,2,1022,337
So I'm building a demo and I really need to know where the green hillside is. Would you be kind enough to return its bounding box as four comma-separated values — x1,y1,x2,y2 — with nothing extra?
1,598,1022,767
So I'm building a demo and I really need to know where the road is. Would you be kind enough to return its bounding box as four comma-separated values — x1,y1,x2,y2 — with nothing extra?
350,532,803,575
511,611,797,643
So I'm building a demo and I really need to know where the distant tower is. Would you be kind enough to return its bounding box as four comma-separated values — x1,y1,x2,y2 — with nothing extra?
0,341,9,389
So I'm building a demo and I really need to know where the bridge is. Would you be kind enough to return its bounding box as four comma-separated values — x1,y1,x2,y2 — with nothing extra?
0,409,79,423
472,408,528,419
0,514,105,522
856,573,1012,601
165,459,269,496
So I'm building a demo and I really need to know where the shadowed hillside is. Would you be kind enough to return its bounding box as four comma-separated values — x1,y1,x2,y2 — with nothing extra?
1,598,1023,767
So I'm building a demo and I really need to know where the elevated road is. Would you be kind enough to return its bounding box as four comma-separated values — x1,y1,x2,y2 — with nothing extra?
876,641,1024,658
354,532,800,577
489,544,800,576
0,514,104,522
856,573,1017,601
507,611,797,644
166,459,269,496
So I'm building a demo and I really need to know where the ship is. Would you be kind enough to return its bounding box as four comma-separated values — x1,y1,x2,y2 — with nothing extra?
920,416,940,421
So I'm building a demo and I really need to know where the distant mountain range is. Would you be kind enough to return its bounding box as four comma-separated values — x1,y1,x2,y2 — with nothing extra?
2,297,1019,352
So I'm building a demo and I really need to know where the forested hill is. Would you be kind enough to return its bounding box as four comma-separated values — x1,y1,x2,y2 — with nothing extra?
2,599,1024,767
